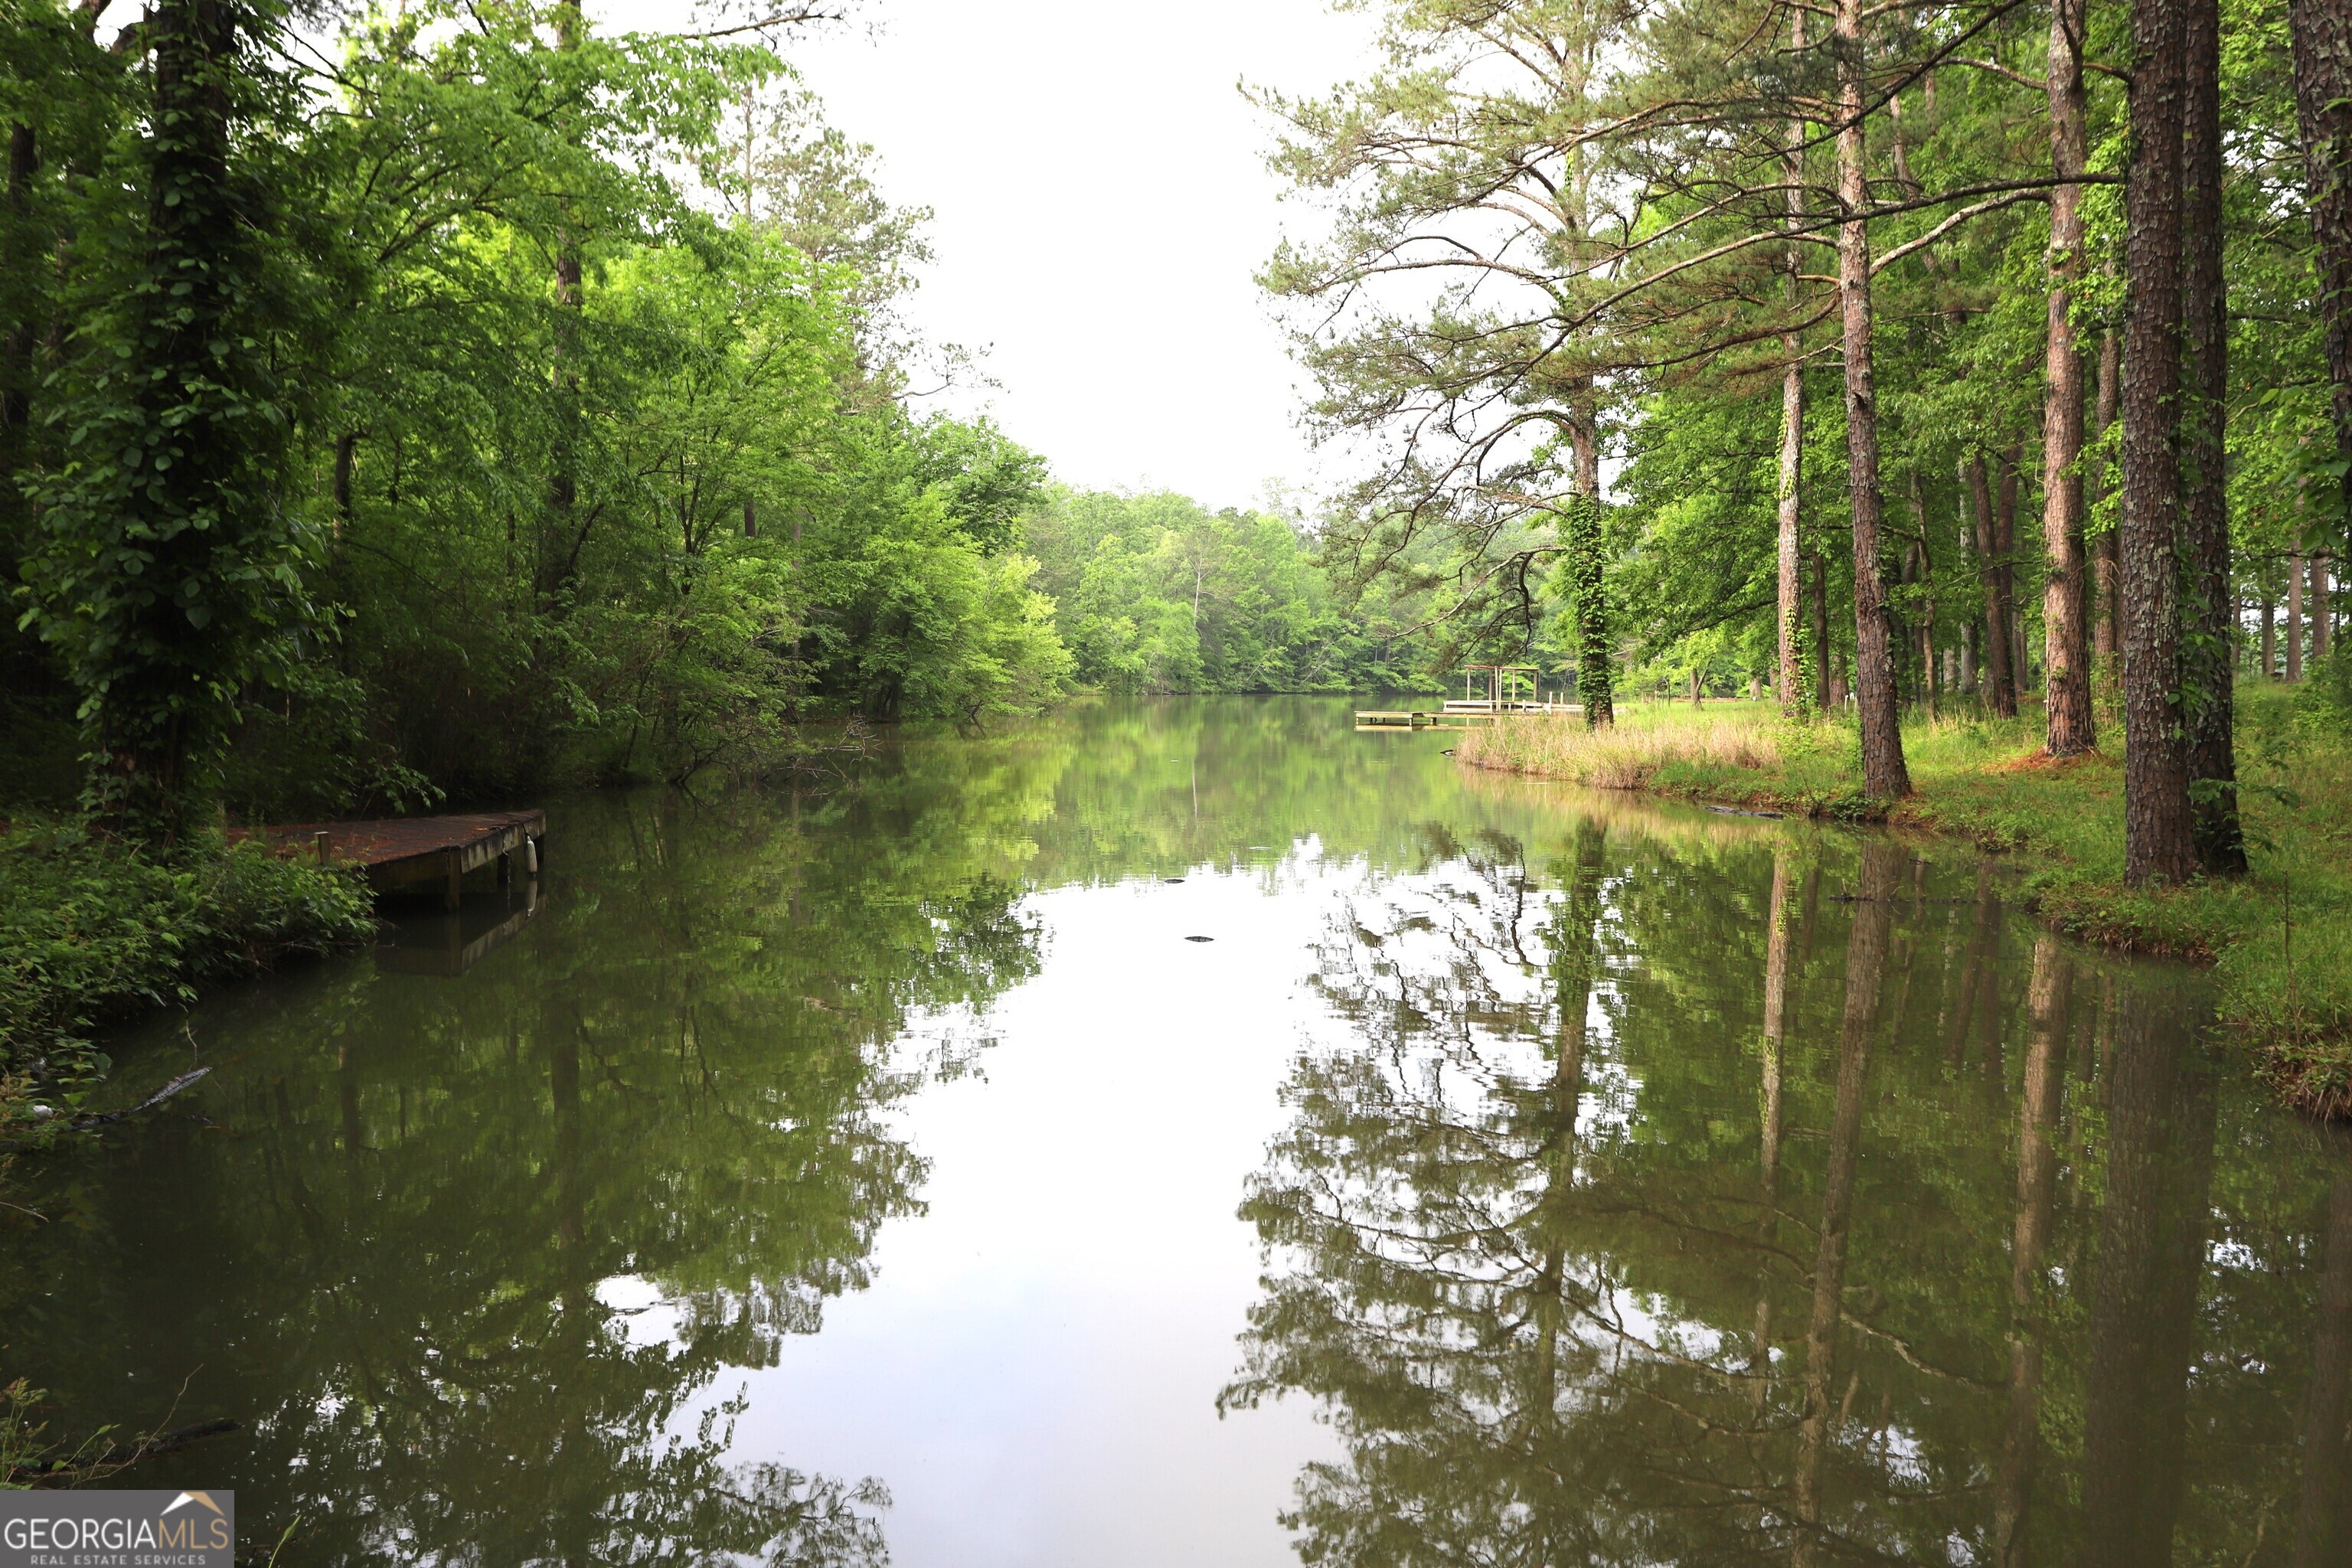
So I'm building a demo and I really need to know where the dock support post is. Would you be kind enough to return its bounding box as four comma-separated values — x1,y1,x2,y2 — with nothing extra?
314,830,330,867
498,849,511,887
446,849,462,912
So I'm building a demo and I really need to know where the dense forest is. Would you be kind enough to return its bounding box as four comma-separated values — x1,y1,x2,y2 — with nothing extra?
0,0,1445,840
1264,0,2350,880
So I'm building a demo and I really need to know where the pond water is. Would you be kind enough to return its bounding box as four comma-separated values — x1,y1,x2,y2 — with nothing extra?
5,695,2350,1566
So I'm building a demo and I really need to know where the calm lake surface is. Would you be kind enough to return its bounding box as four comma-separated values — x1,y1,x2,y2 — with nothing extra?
7,695,2350,1566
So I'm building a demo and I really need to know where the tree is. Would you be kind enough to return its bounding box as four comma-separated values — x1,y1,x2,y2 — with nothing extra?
20,0,314,841
1254,0,1638,703
2040,0,2096,756
1830,0,1913,797
2119,0,2198,886
2181,0,2242,871
2288,0,2352,531
1775,22,1813,718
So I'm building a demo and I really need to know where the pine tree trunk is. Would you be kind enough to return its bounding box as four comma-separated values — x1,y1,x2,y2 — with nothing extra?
1777,11,1810,717
1998,446,2027,697
1910,473,1939,713
2183,0,2243,873
2043,0,2096,754
1835,0,1910,796
1971,453,2016,714
1779,351,1806,714
2120,0,2197,885
2289,0,2352,530
2093,329,2122,665
1810,549,1831,708
2315,554,2334,662
2289,548,2307,681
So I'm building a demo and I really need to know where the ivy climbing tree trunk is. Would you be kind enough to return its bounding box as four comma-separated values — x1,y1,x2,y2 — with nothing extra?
2092,328,2122,668
2042,0,2095,756
22,0,305,842
2,121,31,444
1567,405,1612,729
2182,0,2243,874
541,0,585,606
1833,0,1910,798
2120,0,2197,886
1971,452,2017,715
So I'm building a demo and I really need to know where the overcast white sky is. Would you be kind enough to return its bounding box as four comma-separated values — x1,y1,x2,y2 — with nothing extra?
612,0,1381,512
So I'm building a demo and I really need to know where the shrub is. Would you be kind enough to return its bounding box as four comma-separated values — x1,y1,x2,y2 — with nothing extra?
0,819,374,1116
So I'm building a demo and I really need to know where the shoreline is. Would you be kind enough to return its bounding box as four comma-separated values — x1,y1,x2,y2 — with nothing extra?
1453,697,2350,1119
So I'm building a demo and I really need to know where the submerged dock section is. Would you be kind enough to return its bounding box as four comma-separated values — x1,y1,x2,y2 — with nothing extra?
235,809,546,910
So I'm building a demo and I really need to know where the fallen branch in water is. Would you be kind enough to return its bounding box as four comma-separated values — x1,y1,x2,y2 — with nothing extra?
1,1067,214,1152
6,1418,241,1488
70,1068,211,1130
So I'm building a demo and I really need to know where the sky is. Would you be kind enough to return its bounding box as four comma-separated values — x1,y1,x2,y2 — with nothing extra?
610,0,1382,513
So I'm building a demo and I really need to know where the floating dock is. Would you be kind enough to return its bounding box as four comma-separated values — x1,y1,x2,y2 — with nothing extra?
234,809,546,910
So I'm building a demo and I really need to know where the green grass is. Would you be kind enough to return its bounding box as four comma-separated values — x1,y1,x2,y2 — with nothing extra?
0,1378,51,1488
0,818,377,1139
1459,686,2352,1116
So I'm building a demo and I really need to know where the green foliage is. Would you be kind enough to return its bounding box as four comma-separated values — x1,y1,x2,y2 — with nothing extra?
0,1378,54,1490
2298,642,2352,736
0,0,1105,822
0,820,374,1105
17,0,322,839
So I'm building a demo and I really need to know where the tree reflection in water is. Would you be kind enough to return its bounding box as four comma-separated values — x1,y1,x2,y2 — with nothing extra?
1230,811,2350,1568
12,703,2352,1566
2,789,1047,1565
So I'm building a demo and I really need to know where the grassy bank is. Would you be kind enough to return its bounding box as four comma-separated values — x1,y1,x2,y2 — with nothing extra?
0,819,375,1142
1456,688,2352,1116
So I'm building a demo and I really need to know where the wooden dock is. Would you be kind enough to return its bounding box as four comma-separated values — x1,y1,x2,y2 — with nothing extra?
1354,703,1581,732
234,809,546,910
1355,710,1488,731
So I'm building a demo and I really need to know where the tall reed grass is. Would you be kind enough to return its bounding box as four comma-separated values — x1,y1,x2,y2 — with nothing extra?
1456,702,1785,789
